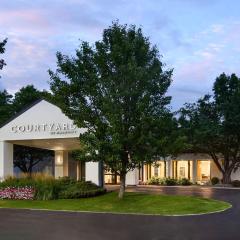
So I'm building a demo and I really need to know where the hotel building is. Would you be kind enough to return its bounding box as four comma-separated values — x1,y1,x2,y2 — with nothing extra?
0,100,239,185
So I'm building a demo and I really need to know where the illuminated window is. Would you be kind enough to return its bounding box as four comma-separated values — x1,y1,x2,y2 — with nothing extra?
197,160,210,181
154,166,159,177
179,166,185,178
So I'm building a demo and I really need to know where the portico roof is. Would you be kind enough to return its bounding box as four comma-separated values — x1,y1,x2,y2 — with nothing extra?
10,138,81,151
0,99,43,129
0,99,86,151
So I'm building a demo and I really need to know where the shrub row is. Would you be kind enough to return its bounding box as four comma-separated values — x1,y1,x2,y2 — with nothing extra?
148,176,240,187
231,180,240,187
0,174,106,200
147,177,192,186
210,177,240,187
58,180,106,199
211,177,220,185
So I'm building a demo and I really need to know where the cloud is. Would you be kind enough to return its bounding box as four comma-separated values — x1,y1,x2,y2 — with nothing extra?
0,80,4,90
0,0,111,91
211,24,224,33
168,18,240,109
0,0,240,112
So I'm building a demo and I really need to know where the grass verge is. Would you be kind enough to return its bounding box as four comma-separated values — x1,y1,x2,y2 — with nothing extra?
0,192,231,215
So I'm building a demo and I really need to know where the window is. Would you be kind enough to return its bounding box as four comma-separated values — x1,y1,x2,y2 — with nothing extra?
154,166,159,177
179,166,185,178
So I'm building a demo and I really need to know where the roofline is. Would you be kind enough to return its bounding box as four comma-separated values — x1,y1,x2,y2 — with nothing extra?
0,98,46,129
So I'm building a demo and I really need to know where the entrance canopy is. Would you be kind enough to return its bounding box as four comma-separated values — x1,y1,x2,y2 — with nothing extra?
9,138,81,151
0,99,86,149
0,99,86,179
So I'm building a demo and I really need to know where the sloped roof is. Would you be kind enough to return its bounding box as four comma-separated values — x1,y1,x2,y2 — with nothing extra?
0,98,44,129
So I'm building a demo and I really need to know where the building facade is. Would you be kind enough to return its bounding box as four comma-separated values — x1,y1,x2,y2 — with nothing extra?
0,100,240,186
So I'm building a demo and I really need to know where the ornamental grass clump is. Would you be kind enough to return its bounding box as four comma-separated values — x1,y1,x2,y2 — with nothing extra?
147,177,160,185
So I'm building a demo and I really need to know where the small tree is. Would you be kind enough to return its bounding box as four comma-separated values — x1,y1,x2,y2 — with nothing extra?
14,145,53,175
49,22,173,198
179,73,240,184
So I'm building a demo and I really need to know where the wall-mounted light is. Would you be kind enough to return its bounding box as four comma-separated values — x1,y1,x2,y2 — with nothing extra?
55,151,63,165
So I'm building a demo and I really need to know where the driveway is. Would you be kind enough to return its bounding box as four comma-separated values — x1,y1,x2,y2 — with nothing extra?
0,186,239,240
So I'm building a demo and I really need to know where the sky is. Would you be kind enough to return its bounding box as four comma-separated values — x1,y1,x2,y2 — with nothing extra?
1,0,240,110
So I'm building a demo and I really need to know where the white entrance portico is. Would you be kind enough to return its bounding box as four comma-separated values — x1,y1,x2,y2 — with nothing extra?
0,99,101,184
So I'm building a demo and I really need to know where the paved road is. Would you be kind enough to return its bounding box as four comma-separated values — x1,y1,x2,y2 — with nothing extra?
0,186,239,240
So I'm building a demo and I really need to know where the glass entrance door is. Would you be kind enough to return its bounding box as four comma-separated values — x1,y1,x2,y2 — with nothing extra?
104,170,120,184
197,160,210,182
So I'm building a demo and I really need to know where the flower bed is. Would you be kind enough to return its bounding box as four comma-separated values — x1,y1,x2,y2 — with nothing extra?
0,186,35,200
0,175,106,200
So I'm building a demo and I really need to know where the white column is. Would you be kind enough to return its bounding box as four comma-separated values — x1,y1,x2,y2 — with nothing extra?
167,160,172,178
192,158,197,183
85,162,99,185
77,161,80,181
142,164,147,182
0,141,13,180
54,150,69,178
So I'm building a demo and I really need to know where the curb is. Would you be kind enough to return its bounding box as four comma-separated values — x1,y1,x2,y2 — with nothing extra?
0,204,232,217
135,185,240,190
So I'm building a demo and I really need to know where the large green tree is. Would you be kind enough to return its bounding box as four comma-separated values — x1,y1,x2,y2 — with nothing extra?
0,85,52,126
0,38,7,75
0,89,13,125
179,73,240,184
49,22,173,198
0,39,12,125
12,85,52,113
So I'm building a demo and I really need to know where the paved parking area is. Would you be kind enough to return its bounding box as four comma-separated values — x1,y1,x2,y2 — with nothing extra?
0,186,239,240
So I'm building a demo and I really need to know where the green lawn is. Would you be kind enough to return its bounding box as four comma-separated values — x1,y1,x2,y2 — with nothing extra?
0,192,231,215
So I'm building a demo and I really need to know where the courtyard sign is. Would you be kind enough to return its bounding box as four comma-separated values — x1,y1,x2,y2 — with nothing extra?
11,123,77,135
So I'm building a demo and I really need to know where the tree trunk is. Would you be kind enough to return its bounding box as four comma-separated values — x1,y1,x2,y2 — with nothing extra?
210,153,233,184
118,173,126,199
222,170,232,184
29,168,32,177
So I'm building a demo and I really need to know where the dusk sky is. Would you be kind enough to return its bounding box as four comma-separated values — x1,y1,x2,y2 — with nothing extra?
1,0,240,110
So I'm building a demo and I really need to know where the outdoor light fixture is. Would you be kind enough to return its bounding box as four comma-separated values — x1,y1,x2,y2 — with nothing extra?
56,152,63,165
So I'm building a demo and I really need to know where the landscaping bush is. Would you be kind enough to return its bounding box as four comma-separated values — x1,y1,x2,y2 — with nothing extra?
231,180,240,187
178,178,192,186
58,181,106,199
147,177,160,185
57,176,76,186
147,177,186,186
211,177,220,185
164,177,178,186
158,178,166,185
